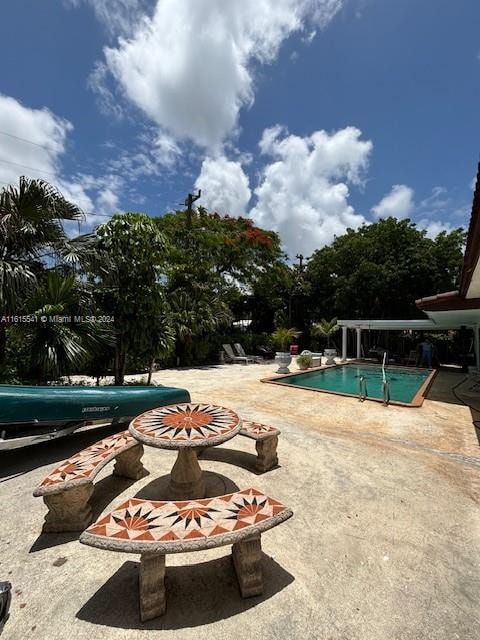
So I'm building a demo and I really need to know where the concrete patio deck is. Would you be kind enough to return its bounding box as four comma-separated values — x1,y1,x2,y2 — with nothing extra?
1,362,479,640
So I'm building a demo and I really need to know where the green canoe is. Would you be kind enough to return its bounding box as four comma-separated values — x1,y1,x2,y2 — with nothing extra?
0,384,190,423
0,384,190,450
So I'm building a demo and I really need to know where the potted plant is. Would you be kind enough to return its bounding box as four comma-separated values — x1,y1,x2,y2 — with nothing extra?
271,327,297,373
296,353,313,370
312,318,339,365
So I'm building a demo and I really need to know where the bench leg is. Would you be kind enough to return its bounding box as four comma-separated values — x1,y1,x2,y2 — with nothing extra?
139,553,166,621
113,444,147,480
255,435,278,472
42,483,94,532
232,535,263,597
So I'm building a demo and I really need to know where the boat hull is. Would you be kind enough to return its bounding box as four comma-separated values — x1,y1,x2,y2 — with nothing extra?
0,384,191,451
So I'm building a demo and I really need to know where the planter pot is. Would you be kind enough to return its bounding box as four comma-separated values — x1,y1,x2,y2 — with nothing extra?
324,348,337,365
297,362,310,370
275,352,292,374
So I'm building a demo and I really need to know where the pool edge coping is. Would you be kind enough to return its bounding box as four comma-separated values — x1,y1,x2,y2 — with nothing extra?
260,361,438,408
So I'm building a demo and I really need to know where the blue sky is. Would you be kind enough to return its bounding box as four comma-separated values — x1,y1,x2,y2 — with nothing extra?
0,0,479,257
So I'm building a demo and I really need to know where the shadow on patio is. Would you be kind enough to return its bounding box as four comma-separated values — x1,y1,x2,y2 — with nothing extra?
76,555,294,630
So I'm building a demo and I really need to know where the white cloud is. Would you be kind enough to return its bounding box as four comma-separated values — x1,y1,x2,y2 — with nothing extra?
94,0,344,150
417,219,455,239
0,94,123,228
152,132,181,169
371,184,415,219
0,94,72,186
195,156,252,216
249,125,372,256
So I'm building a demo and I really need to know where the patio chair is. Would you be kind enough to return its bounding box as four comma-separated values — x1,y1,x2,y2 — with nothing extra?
256,345,275,359
234,343,262,363
222,344,249,364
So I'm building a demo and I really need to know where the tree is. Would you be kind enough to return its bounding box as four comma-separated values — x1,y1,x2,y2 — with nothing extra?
312,318,339,348
306,218,466,320
155,208,283,362
93,213,171,384
0,177,84,368
155,209,285,296
15,271,112,382
168,287,232,366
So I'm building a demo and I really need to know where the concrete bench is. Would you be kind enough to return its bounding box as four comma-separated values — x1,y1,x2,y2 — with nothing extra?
197,420,280,472
239,421,280,472
80,487,293,621
33,431,147,533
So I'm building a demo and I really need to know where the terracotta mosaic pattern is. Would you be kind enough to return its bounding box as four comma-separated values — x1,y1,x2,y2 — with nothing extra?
130,403,241,448
240,421,280,440
34,430,135,495
84,488,289,548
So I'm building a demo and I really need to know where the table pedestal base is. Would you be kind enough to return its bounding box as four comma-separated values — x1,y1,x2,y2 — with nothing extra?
169,448,206,500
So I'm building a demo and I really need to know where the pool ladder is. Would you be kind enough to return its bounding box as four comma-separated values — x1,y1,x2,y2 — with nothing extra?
359,376,368,401
359,376,390,405
382,380,390,406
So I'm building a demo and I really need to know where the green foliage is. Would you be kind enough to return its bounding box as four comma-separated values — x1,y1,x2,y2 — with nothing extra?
296,353,313,368
271,327,296,351
168,287,232,365
312,318,339,347
93,213,172,384
306,218,466,320
0,177,85,370
0,181,469,380
13,271,113,381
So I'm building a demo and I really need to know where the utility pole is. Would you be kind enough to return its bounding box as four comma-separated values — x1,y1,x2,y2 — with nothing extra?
184,190,201,229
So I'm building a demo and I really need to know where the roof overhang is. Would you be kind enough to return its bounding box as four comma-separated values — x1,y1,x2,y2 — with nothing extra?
337,319,459,331
414,162,480,314
415,291,480,312
459,163,480,298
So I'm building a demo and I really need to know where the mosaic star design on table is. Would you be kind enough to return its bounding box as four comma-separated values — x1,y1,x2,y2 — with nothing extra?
35,430,134,490
85,488,288,543
130,403,240,445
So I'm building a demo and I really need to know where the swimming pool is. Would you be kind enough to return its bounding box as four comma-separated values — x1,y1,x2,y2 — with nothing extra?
262,363,436,406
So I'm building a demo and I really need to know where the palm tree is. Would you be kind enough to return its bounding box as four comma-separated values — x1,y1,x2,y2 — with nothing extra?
0,177,84,366
312,317,339,348
169,287,232,366
15,271,113,382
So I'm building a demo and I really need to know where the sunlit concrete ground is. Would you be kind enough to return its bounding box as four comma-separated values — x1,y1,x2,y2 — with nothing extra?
1,360,479,640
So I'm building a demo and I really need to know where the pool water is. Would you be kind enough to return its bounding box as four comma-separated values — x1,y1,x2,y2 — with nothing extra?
277,364,431,404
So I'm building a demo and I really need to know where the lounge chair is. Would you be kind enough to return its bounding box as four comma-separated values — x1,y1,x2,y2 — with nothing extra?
222,344,249,364
234,343,262,363
256,345,275,359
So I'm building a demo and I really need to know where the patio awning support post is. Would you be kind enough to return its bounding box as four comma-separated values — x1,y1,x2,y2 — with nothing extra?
356,328,362,360
341,326,348,361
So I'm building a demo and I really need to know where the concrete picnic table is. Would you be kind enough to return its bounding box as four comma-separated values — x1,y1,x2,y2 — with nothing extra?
129,402,242,500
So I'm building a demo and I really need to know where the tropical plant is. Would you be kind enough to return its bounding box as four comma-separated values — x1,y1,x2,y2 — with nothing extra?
93,213,170,384
145,311,175,384
168,287,232,365
312,318,339,347
0,177,84,367
296,353,313,369
271,327,296,352
14,271,113,382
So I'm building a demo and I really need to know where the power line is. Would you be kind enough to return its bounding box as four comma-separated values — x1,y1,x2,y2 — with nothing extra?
0,157,59,179
0,129,56,152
